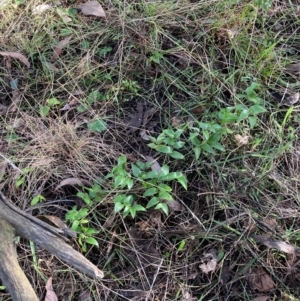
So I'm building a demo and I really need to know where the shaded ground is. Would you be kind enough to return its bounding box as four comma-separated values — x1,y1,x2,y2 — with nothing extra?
1,0,300,300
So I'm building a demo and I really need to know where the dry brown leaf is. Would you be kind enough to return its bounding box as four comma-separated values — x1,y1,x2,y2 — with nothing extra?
45,277,58,301
127,102,143,134
251,234,298,254
171,116,184,128
199,249,217,274
77,1,106,18
248,267,275,292
234,134,249,146
253,296,269,301
140,129,150,140
52,36,73,61
0,51,30,68
55,177,84,191
284,63,300,74
263,217,277,228
167,200,184,212
144,155,161,171
32,4,52,15
280,92,300,106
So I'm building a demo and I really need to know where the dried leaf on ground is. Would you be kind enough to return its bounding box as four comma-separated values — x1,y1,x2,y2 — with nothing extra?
32,4,52,15
45,277,58,301
251,235,298,254
280,92,300,106
140,129,150,140
167,200,184,212
77,1,106,18
142,107,157,126
0,51,30,68
199,249,217,274
127,102,144,134
234,134,249,146
52,36,73,61
284,63,300,74
144,155,161,171
55,177,84,191
171,116,184,128
253,296,269,301
248,267,275,292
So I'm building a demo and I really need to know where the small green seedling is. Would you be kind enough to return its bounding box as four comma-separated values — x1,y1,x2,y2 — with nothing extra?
108,155,187,217
148,128,185,159
65,206,99,252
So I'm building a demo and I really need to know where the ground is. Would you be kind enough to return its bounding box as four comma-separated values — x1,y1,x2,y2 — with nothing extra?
1,0,300,300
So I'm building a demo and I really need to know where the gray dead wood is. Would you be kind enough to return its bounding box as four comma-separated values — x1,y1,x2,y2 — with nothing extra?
0,192,104,301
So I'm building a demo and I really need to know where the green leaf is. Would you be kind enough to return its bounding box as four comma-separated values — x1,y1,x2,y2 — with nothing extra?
0,286,6,290
201,143,216,155
174,129,184,138
177,175,188,190
160,165,169,176
249,116,257,128
147,142,157,149
158,183,172,192
249,104,267,115
87,119,107,133
131,164,141,177
16,177,25,188
146,197,159,208
78,208,88,219
85,237,99,246
211,141,225,152
173,141,185,149
30,194,45,206
158,191,173,201
163,129,175,138
125,178,134,189
114,201,125,213
203,130,210,140
143,187,158,197
132,204,146,212
155,145,173,154
71,220,79,230
160,172,179,181
118,155,127,166
170,151,184,159
84,228,99,235
143,170,159,179
178,239,186,251
81,40,90,50
237,109,249,121
155,203,169,215
114,175,127,188
77,104,88,112
129,207,136,219
47,98,61,107
194,146,201,160
39,105,50,117
87,90,104,104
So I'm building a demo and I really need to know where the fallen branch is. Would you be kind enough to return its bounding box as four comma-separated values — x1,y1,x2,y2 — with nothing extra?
0,192,104,300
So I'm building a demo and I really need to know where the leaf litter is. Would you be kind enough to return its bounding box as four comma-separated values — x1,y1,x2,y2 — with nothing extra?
52,36,73,61
44,277,58,301
77,1,106,18
0,51,30,68
248,267,275,292
199,249,218,274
